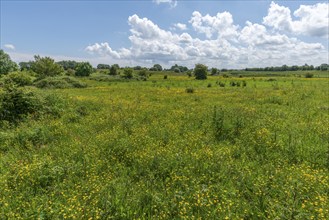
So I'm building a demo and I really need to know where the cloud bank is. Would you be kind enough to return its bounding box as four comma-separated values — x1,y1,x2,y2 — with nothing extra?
86,1,328,68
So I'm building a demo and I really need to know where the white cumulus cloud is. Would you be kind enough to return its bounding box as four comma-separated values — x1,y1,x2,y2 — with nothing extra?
85,42,120,59
189,11,239,39
239,21,325,67
263,1,329,38
4,44,15,50
85,4,328,69
173,23,187,31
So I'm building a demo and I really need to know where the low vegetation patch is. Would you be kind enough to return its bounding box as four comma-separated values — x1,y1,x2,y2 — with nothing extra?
34,76,87,89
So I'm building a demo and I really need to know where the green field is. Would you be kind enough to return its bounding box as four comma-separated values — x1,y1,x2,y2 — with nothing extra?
1,72,328,219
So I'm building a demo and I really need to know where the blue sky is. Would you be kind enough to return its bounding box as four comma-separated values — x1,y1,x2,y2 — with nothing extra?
1,0,328,68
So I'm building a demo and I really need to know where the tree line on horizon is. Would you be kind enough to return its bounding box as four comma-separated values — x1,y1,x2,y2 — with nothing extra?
1,49,328,78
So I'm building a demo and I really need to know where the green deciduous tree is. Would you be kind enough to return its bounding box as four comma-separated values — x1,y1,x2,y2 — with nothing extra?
31,55,63,78
194,64,208,80
0,49,18,75
75,62,93,77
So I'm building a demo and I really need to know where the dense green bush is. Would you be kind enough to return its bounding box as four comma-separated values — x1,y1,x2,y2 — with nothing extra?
0,85,40,123
174,67,180,73
75,62,93,77
211,68,218,75
109,65,118,75
305,72,314,78
138,69,148,77
65,68,75,76
31,56,64,78
34,78,70,89
2,72,32,87
194,64,208,80
216,81,225,87
123,68,133,79
0,84,65,124
136,69,149,81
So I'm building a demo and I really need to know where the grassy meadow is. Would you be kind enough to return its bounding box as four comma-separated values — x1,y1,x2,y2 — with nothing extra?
0,71,328,219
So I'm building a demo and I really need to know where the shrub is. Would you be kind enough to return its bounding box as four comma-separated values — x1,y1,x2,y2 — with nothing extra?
194,64,208,80
0,83,66,124
34,77,87,89
136,69,149,81
89,75,114,82
2,72,32,87
242,80,247,87
99,69,109,75
219,82,225,87
61,77,87,88
31,55,63,78
109,65,118,75
305,73,314,78
138,69,148,77
207,83,212,87
163,75,168,79
186,71,192,77
123,68,133,79
65,68,75,76
174,68,180,73
230,81,236,87
34,78,70,89
75,62,93,77
211,68,218,75
0,84,40,123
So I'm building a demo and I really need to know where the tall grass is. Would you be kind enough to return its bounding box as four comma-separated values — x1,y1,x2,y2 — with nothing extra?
0,74,328,219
